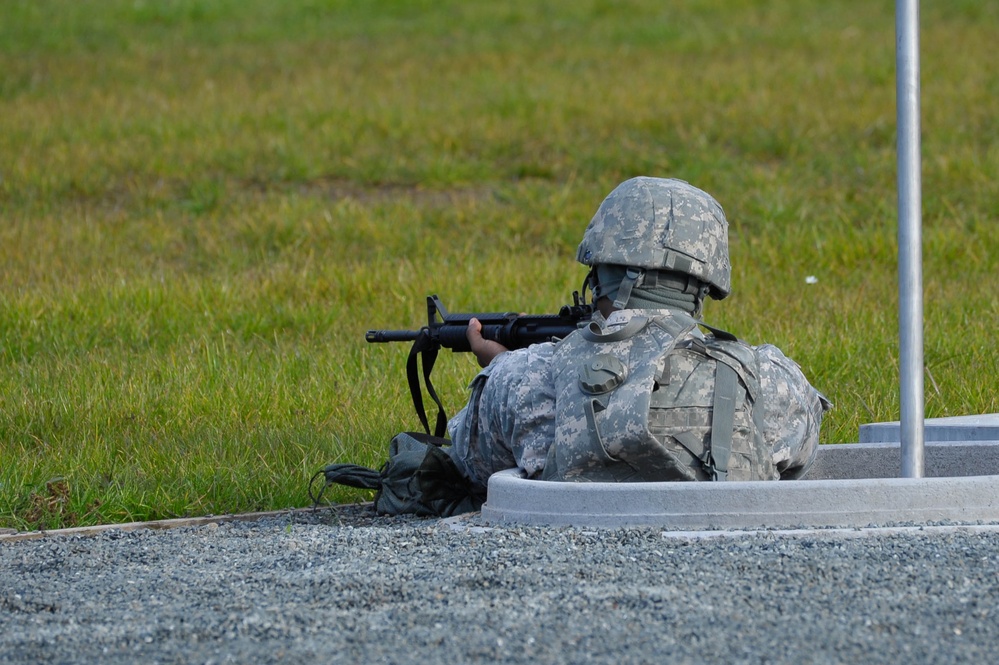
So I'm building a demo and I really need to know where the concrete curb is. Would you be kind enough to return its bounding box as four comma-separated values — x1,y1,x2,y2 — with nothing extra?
861,414,999,443
482,468,999,529
805,440,999,479
482,429,999,529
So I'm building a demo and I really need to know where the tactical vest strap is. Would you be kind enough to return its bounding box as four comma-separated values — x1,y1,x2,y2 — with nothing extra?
652,312,698,338
706,362,738,480
579,316,649,343
697,321,738,342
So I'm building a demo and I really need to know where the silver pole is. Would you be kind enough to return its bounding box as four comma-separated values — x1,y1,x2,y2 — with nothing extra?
896,0,924,477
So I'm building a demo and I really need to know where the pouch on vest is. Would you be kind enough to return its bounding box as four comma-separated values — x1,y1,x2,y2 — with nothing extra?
651,334,776,481
310,432,485,517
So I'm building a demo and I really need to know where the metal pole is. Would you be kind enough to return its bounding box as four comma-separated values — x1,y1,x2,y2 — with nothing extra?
896,0,924,477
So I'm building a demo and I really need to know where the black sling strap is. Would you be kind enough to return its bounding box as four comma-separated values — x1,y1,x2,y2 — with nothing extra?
406,329,449,438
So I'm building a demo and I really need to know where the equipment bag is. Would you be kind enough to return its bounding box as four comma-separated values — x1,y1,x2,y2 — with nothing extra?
309,432,485,517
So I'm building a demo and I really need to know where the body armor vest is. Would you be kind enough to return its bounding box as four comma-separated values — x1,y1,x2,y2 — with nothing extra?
542,311,776,482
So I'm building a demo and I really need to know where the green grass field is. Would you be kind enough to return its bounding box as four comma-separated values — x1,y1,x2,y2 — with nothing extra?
2,0,998,530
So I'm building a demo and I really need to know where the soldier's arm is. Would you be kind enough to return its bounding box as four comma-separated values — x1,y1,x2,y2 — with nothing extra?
467,318,510,368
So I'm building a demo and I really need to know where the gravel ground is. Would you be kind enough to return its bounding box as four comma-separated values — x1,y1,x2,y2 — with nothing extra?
2,506,999,664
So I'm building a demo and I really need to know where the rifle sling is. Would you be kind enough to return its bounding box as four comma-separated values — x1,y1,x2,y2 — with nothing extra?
407,330,449,438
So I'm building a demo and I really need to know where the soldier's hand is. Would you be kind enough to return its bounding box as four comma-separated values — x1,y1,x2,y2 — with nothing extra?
467,318,509,368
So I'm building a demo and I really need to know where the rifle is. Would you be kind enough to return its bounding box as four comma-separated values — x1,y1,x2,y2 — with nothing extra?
367,293,593,437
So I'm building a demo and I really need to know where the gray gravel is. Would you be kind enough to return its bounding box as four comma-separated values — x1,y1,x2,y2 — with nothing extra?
2,506,999,664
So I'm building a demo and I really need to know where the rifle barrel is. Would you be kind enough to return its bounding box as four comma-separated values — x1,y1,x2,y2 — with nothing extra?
365,329,422,343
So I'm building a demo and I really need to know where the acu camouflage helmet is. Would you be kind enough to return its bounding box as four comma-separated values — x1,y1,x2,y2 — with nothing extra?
577,177,732,300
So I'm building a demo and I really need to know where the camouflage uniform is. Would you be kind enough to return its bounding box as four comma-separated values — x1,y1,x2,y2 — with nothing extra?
447,309,828,492
447,176,830,491
447,341,558,491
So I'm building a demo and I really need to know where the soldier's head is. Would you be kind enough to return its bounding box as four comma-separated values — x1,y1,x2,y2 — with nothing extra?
576,177,731,316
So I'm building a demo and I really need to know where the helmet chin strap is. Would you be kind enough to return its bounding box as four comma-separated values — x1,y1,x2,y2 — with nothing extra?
582,269,596,305
612,268,641,310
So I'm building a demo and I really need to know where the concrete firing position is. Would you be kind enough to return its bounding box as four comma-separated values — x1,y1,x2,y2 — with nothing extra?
480,415,999,529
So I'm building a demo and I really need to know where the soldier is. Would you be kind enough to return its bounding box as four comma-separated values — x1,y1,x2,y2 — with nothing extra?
447,177,831,492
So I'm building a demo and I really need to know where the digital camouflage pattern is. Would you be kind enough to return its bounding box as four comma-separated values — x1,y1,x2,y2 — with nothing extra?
541,310,776,482
541,310,703,482
757,343,832,478
576,177,732,300
447,341,557,491
447,310,830,491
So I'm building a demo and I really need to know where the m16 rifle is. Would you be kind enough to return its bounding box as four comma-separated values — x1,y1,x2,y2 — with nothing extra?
366,293,593,436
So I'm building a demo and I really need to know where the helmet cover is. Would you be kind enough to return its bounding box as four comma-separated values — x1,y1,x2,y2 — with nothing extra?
577,177,731,299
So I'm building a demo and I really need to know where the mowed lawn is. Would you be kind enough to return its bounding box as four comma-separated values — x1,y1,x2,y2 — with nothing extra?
2,0,997,529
